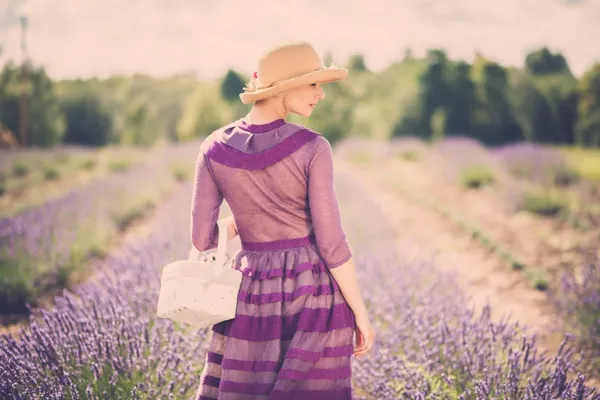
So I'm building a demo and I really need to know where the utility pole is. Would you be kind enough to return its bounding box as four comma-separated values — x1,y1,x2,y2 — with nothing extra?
19,14,29,148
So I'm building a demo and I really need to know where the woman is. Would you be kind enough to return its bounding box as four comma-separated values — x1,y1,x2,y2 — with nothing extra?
191,41,375,400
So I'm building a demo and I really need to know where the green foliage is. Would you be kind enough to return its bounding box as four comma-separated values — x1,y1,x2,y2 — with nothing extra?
61,92,113,146
55,73,198,146
347,54,368,72
551,165,580,187
110,197,155,231
418,49,449,134
42,166,60,181
576,63,600,147
443,61,477,136
77,158,97,171
460,165,495,189
220,69,246,102
510,74,556,142
473,61,524,145
0,47,598,150
398,150,420,161
108,159,131,173
12,162,29,177
289,79,356,144
170,163,191,182
177,83,232,141
525,47,571,75
559,146,600,181
519,190,568,216
528,72,579,145
0,61,66,147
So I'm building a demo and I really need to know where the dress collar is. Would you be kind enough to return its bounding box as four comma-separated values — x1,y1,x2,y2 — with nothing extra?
238,118,286,133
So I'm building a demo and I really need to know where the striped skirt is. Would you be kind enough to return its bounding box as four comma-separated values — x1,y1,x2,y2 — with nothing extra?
194,236,356,400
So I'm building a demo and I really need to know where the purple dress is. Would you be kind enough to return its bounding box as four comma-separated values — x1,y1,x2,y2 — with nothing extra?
191,118,356,400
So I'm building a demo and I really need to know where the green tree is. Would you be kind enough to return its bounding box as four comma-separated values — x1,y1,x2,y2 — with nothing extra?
347,54,367,72
61,92,113,146
391,94,429,139
473,61,523,145
121,97,155,147
510,75,555,142
0,61,65,147
576,62,600,147
525,47,571,75
220,69,246,102
418,49,449,135
177,84,232,141
443,61,477,136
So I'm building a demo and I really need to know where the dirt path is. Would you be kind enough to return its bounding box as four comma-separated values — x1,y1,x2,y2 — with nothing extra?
335,157,562,353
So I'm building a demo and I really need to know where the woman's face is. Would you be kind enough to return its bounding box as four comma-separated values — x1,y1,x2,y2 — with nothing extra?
285,83,326,117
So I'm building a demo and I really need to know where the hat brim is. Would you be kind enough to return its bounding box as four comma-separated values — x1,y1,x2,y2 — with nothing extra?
239,67,348,104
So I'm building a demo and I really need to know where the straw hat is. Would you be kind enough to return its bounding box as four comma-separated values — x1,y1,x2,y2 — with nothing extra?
239,42,348,104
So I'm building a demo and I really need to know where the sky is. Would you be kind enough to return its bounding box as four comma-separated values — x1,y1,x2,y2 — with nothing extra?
0,0,598,80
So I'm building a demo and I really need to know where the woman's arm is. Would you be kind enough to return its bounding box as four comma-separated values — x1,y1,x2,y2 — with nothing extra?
307,136,368,320
190,152,224,252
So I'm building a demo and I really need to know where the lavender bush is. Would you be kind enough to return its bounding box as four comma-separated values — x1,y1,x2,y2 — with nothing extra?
431,136,504,185
333,167,597,399
0,141,202,313
0,182,207,399
492,142,580,187
551,261,600,363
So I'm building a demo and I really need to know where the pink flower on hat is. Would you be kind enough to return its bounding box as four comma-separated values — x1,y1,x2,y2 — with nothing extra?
243,71,260,92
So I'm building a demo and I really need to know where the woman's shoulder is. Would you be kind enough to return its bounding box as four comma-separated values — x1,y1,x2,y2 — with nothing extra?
198,120,241,154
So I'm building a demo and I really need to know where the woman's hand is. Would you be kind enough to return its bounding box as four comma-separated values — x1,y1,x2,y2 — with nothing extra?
353,314,375,357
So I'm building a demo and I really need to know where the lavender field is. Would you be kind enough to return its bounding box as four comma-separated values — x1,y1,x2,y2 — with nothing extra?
0,139,599,398
0,141,201,314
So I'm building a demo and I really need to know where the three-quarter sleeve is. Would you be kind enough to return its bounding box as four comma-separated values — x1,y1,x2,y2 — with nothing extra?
307,136,352,269
190,151,223,252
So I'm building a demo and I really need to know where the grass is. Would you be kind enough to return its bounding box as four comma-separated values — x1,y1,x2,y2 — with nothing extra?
558,146,600,182
519,189,569,217
108,159,132,173
170,163,192,182
460,165,495,189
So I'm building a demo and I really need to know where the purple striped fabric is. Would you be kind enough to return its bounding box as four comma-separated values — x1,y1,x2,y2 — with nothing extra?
240,260,329,280
212,302,354,342
237,283,335,304
193,118,355,399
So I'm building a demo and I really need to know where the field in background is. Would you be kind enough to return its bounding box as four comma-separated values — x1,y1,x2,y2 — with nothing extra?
0,137,598,398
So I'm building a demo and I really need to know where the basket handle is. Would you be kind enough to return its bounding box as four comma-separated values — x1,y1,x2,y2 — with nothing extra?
214,218,229,267
188,218,231,267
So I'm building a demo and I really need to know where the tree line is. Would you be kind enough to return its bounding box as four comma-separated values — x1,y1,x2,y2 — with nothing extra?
0,46,598,148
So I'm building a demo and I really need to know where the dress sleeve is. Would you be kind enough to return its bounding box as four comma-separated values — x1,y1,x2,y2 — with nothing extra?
190,151,224,252
307,136,353,269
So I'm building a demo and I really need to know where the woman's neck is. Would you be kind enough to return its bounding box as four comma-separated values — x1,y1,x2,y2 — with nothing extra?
245,102,287,125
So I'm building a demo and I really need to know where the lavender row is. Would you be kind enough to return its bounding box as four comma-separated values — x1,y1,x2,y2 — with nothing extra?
0,140,202,312
332,167,597,399
0,181,208,399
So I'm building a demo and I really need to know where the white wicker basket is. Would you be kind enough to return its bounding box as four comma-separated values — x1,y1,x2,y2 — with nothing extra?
156,219,243,328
